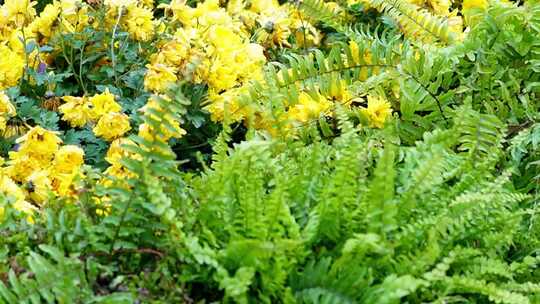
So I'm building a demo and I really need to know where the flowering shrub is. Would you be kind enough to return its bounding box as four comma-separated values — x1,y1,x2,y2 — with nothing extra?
0,0,539,302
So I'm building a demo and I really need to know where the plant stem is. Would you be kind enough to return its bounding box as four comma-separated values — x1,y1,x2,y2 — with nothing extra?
110,6,124,89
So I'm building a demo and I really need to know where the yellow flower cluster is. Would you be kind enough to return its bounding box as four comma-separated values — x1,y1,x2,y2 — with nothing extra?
59,90,131,141
148,0,328,121
146,0,267,123
0,126,85,219
0,0,157,91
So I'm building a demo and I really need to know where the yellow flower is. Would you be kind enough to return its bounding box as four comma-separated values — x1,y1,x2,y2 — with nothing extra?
428,0,451,16
159,40,189,66
59,96,95,127
207,58,240,91
26,170,52,204
255,14,292,48
50,171,78,197
448,14,465,41
288,92,332,123
5,153,42,182
58,1,90,33
144,63,178,93
361,95,392,128
349,40,361,65
3,0,37,26
89,89,122,118
16,126,62,158
125,5,154,41
141,0,154,8
53,145,85,174
0,45,25,90
28,3,60,40
93,112,132,141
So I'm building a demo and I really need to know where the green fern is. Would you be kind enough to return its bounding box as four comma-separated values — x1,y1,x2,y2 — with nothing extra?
0,245,132,304
364,0,457,44
298,0,347,32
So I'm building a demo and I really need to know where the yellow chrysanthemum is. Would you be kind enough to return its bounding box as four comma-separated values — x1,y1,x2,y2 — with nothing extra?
361,95,392,128
328,80,353,104
16,126,62,158
3,0,37,26
206,87,249,122
89,90,122,118
50,171,79,197
53,145,85,174
93,112,132,141
59,96,95,127
28,3,60,40
0,45,25,90
125,5,154,41
5,153,42,182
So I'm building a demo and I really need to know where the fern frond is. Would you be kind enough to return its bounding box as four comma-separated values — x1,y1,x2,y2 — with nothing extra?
239,38,401,120
298,0,346,32
365,143,397,236
0,246,132,303
364,0,456,44
454,106,506,161
289,257,371,304
446,276,530,304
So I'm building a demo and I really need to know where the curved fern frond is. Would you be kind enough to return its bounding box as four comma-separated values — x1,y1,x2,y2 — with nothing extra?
445,276,530,304
298,0,347,32
364,0,456,44
238,36,402,120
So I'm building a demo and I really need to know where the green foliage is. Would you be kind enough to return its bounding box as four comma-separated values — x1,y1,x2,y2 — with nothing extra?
3,1,540,303
0,245,132,303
